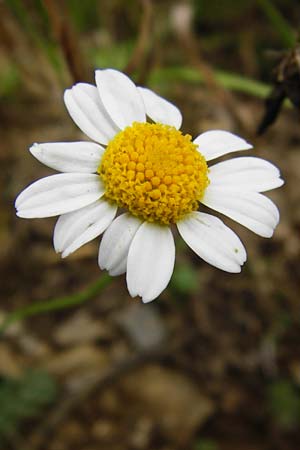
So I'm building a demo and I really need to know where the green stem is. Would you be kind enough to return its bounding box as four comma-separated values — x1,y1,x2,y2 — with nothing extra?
149,66,271,98
149,66,293,108
0,273,112,335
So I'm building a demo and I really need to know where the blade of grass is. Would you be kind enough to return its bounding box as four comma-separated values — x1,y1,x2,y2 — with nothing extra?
5,0,63,74
149,66,271,98
257,0,295,48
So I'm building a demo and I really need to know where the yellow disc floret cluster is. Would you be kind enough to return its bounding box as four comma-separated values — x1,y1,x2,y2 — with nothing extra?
98,122,209,225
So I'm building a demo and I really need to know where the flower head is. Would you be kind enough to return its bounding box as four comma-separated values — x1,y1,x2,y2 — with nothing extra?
15,69,284,302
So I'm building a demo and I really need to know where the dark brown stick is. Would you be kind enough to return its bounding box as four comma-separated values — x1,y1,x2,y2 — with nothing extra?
43,0,91,83
125,0,153,76
171,3,252,133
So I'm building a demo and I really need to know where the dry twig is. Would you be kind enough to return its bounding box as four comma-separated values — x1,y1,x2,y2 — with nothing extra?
125,0,153,77
43,0,91,83
171,2,252,133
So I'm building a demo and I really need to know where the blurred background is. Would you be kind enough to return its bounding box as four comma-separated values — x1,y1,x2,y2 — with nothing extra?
1,0,300,449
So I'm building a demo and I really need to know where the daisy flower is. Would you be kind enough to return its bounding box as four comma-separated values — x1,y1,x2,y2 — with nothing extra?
15,69,284,303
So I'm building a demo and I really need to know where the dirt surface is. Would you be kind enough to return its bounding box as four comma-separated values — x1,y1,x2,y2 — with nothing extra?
1,84,300,450
1,1,300,449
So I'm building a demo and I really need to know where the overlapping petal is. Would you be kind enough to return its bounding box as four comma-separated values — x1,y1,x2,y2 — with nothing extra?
95,69,146,129
98,213,142,276
138,87,182,129
126,223,175,303
177,212,246,273
54,199,117,258
194,130,252,161
15,173,104,218
208,156,284,192
14,67,285,303
202,187,279,237
30,141,104,173
64,83,119,144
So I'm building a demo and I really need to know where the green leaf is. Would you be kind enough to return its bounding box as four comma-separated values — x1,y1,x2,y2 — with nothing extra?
0,370,58,440
268,379,300,429
171,262,198,295
195,439,219,450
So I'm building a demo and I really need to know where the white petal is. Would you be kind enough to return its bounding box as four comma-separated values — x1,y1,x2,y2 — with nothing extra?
177,212,246,273
126,223,175,303
95,69,146,129
137,87,182,129
202,187,280,237
98,213,142,276
15,173,104,218
53,199,117,258
194,130,252,161
64,83,119,144
209,157,284,192
30,142,104,173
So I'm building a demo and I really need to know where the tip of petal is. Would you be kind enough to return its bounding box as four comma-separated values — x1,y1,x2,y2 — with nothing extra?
243,141,253,150
277,178,285,188
99,262,107,271
29,143,40,156
53,241,62,254
95,68,122,77
15,209,32,219
142,295,157,303
127,285,138,299
63,89,74,110
107,269,116,276
14,191,24,209
127,277,163,303
262,229,275,238
63,88,72,99
231,265,242,274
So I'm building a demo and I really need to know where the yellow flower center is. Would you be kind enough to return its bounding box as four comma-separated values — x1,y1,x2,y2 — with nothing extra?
98,122,209,224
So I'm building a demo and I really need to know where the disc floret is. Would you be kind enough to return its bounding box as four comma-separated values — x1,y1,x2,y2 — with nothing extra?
99,122,209,224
